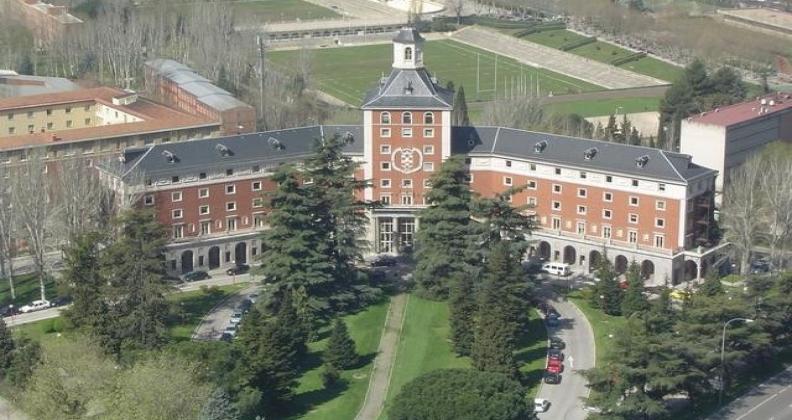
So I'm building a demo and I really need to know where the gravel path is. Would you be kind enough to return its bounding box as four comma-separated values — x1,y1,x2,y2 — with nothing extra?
355,293,408,420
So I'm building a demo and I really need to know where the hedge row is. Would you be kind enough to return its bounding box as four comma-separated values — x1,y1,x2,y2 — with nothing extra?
559,36,597,51
610,51,647,66
513,22,566,37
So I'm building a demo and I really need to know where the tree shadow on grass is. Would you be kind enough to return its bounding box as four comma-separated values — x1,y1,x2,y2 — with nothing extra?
351,351,377,370
514,346,547,367
299,350,325,373
288,379,350,418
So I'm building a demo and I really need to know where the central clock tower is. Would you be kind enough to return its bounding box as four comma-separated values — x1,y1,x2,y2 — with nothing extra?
361,27,454,254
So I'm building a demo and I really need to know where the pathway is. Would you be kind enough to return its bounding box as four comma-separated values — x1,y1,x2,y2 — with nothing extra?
535,286,596,420
192,283,260,341
354,293,408,420
709,365,792,420
0,396,25,420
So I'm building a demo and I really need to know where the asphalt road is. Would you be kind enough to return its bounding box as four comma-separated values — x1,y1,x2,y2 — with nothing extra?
192,283,260,341
710,366,792,420
535,283,596,420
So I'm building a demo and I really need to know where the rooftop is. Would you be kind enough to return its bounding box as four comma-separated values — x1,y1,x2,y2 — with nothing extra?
687,93,792,127
145,59,252,112
362,68,454,109
20,0,83,24
393,27,424,44
0,73,80,99
0,87,219,152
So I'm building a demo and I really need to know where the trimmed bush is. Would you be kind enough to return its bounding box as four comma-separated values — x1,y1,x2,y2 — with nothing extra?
560,36,597,51
610,51,647,66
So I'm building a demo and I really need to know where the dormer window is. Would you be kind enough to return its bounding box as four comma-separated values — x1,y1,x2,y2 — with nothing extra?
583,147,597,160
424,112,434,124
402,112,412,124
635,155,650,168
216,143,231,157
534,140,547,153
404,47,412,60
381,112,391,124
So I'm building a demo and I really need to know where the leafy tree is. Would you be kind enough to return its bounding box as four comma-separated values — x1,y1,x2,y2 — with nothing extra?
471,243,518,377
414,156,479,299
389,369,532,420
452,85,470,126
4,336,41,388
0,319,13,374
621,262,649,317
199,388,240,420
324,318,359,370
98,209,171,355
628,126,641,145
449,271,476,356
61,231,106,329
473,185,535,257
700,272,724,297
321,364,341,388
593,259,622,316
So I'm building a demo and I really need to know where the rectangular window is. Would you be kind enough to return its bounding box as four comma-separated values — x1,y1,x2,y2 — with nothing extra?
527,197,537,206
577,222,586,235
199,205,210,215
464,157,471,164
252,165,261,173
171,191,182,202
66,120,73,128
381,128,391,138
603,192,613,202
173,225,184,239
628,231,638,243
6,114,12,120
424,128,434,137
553,184,562,193
552,217,561,230
632,179,639,187
655,218,665,228
200,221,211,235
552,201,561,211
252,181,262,191
7,127,14,135
603,209,612,219
658,183,666,192
577,188,587,198
380,144,391,154
656,200,666,211
381,179,391,188
423,145,434,155
577,205,587,215
402,128,413,137
629,213,638,224
527,180,537,189
199,188,209,198
226,168,234,176
503,176,513,186
65,107,71,114
227,218,237,232
46,122,53,130
654,235,665,248
380,194,391,205
579,171,587,179
554,168,561,175
226,202,237,211
423,162,434,172
424,179,432,188
629,196,639,206
199,172,207,179
402,179,413,188
381,162,391,171
252,198,264,208
172,209,183,219
84,118,91,125
506,160,512,167
27,124,34,133
226,184,236,194
602,226,612,239
606,175,613,183
254,213,266,228
144,195,154,206
530,163,536,171
401,195,413,205
172,176,180,183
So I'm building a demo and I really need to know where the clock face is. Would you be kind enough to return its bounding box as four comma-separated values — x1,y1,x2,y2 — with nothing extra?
391,147,423,174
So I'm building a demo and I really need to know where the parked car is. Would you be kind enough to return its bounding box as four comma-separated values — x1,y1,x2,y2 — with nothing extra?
549,337,565,350
548,348,564,361
543,372,562,384
183,271,210,282
371,255,398,267
50,296,72,307
19,300,51,313
534,398,551,413
226,264,250,276
248,293,259,304
750,258,772,275
546,363,562,375
547,358,563,373
237,299,252,313
230,312,243,324
0,305,17,317
220,332,234,342
223,325,237,337
545,316,559,327
522,257,544,274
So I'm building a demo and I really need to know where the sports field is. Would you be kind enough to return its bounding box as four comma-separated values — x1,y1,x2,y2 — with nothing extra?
137,0,339,23
268,40,602,105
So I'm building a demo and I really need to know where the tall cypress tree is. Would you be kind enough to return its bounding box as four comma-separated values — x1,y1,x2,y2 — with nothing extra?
471,243,518,377
414,156,479,299
452,85,470,126
621,261,649,317
98,209,171,354
62,232,106,329
593,258,622,316
449,272,476,356
324,318,359,369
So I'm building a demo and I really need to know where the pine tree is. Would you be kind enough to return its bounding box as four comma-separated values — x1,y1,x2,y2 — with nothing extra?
593,259,622,316
700,272,723,296
62,232,106,329
324,318,359,370
621,261,649,317
629,126,641,145
98,209,171,355
449,272,476,356
199,388,240,420
452,85,470,126
604,114,617,142
471,243,518,377
0,319,15,373
473,186,535,258
593,122,604,140
414,156,479,299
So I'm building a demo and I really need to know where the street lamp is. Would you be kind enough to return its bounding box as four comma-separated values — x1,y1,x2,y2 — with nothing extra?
719,317,754,406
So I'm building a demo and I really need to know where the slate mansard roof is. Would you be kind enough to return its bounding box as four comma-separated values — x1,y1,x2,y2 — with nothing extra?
362,69,454,110
116,125,714,185
145,59,252,112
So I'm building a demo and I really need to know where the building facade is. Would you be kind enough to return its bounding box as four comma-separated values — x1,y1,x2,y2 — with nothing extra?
105,28,720,286
4,0,83,46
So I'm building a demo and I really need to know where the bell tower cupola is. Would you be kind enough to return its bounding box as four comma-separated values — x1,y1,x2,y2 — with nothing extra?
392,27,424,70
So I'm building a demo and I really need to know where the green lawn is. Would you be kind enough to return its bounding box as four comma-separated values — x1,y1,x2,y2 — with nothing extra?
288,300,389,419
544,96,662,118
567,289,627,367
621,56,685,82
136,0,339,23
269,40,601,105
516,310,548,398
569,40,633,64
0,273,57,308
167,283,249,341
521,29,589,50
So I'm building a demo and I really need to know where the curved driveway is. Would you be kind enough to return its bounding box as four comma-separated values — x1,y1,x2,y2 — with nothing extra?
535,285,596,420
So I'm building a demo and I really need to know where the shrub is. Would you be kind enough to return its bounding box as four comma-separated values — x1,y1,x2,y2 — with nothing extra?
39,319,55,334
321,364,341,388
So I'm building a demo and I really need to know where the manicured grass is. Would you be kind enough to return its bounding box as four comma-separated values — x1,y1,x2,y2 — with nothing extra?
0,273,57,308
517,310,548,398
167,283,249,341
621,56,685,82
521,29,589,50
269,40,601,105
566,289,627,367
569,40,633,64
544,96,662,118
287,301,389,420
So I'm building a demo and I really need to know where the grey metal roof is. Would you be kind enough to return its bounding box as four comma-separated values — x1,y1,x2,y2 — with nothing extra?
393,27,424,44
119,125,363,180
451,126,714,183
144,59,251,112
0,75,80,99
362,68,454,110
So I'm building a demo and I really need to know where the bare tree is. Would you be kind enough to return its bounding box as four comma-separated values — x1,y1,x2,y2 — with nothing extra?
721,158,764,275
447,0,466,24
10,152,60,301
758,154,792,270
0,164,16,300
53,158,108,241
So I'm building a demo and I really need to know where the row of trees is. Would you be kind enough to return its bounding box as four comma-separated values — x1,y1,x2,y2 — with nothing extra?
584,271,792,418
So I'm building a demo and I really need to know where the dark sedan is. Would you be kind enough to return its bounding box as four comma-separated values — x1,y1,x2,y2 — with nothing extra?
183,270,210,282
226,264,250,276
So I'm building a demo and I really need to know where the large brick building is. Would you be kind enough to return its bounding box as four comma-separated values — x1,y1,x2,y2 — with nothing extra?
4,0,82,46
104,28,720,286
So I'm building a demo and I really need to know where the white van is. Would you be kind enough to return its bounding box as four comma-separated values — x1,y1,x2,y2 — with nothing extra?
542,262,571,277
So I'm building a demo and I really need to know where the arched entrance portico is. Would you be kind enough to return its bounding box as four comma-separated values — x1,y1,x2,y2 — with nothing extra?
641,260,655,280
563,246,576,265
684,260,698,281
589,250,602,273
235,242,247,264
180,250,193,274
208,246,221,270
615,255,628,274
538,241,551,260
